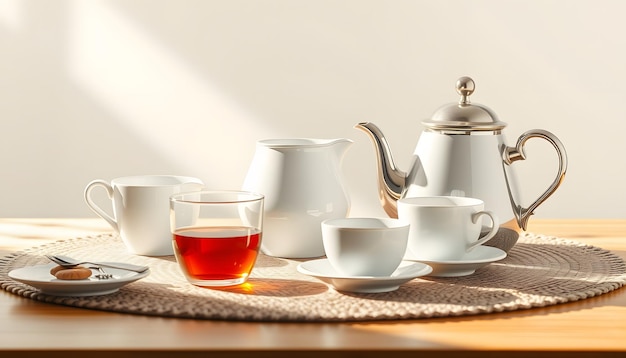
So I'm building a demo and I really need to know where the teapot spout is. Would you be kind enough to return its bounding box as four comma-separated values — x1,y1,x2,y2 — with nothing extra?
354,122,406,218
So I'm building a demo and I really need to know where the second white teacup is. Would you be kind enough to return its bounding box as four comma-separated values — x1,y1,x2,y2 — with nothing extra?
398,196,499,261
321,218,409,277
84,175,204,256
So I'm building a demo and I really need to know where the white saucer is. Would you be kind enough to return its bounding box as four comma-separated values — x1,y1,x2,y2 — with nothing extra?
8,263,150,297
297,259,432,293
404,245,507,277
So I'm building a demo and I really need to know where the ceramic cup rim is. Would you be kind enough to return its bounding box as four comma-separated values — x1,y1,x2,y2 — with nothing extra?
111,175,204,187
398,196,484,208
322,217,409,231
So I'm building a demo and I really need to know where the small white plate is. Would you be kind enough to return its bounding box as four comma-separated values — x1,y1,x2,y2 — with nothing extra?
405,245,507,277
297,259,432,293
8,263,150,297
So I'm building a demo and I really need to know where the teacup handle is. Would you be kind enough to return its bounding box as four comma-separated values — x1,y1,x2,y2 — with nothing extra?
467,210,499,251
84,180,118,232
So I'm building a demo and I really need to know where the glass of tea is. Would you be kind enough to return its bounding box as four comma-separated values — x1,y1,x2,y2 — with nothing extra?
169,190,264,287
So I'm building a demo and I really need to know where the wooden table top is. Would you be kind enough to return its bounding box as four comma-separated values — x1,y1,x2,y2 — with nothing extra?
1,218,625,357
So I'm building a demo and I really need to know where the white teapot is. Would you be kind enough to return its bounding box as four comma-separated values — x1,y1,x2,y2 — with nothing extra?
355,76,567,252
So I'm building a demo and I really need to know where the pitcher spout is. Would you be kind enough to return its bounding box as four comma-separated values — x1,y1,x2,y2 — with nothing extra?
354,122,406,218
328,138,353,160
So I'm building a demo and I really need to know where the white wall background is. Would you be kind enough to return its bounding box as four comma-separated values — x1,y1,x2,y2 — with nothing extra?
1,0,624,219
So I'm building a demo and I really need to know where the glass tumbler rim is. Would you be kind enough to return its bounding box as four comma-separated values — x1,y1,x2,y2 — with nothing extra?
170,190,264,205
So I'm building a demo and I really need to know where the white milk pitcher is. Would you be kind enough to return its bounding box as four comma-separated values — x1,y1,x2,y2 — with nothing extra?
242,138,352,258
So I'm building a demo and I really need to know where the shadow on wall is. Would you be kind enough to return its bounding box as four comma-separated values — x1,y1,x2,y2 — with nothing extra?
1,0,411,218
0,1,286,217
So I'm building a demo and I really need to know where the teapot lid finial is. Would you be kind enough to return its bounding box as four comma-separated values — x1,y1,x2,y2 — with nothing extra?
423,76,507,133
456,76,475,105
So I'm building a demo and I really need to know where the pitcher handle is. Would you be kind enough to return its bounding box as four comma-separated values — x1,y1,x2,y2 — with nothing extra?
503,129,568,230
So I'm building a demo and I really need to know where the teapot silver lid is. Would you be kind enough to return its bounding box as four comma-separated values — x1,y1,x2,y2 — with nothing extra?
423,76,508,132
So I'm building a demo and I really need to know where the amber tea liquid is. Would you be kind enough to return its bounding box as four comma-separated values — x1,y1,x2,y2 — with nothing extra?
173,226,261,286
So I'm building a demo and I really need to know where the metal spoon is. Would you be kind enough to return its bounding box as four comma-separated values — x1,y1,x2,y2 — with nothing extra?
46,254,149,273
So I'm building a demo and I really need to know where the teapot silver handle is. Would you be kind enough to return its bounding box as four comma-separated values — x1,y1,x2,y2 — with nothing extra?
502,129,568,230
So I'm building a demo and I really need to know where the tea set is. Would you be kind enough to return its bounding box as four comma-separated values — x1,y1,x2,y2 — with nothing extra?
9,77,569,295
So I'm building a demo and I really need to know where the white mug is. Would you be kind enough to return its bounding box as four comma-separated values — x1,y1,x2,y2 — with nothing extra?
398,196,499,261
84,175,204,256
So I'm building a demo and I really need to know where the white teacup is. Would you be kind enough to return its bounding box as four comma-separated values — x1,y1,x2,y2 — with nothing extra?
321,218,409,277
397,196,499,261
84,175,204,256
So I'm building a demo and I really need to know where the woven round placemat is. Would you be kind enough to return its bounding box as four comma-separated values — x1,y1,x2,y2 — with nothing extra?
1,232,625,321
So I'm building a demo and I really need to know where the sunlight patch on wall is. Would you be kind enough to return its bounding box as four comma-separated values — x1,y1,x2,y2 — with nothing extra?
0,0,21,31
67,0,270,179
